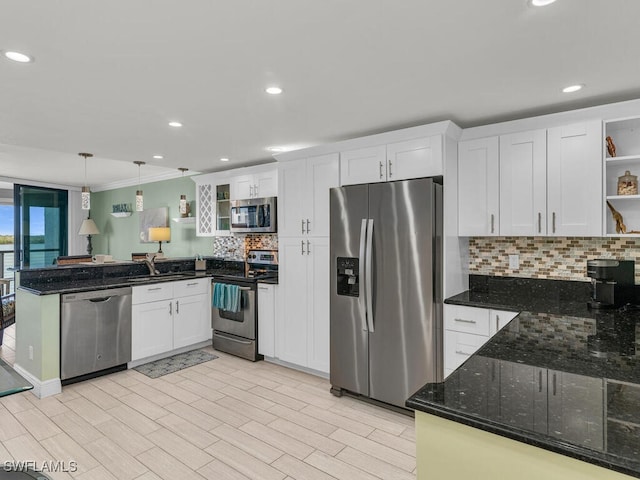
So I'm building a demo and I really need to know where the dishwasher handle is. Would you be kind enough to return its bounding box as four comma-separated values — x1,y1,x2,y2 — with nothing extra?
89,296,114,303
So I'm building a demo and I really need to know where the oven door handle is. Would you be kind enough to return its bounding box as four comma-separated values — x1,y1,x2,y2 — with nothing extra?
213,331,253,345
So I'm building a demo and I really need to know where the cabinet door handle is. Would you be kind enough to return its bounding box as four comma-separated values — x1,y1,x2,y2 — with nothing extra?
455,349,473,356
176,300,179,314
495,314,500,332
306,219,310,234
538,212,542,233
187,282,198,286
538,370,543,393
307,240,311,255
254,184,259,197
301,240,305,255
454,318,476,324
490,214,495,234
147,287,162,291
301,219,306,234
552,212,556,234
388,159,393,178
552,372,557,396
249,185,253,197
169,301,172,315
379,161,384,179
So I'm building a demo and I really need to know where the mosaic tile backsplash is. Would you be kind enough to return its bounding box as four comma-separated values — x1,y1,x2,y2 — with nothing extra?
469,237,640,283
212,234,278,260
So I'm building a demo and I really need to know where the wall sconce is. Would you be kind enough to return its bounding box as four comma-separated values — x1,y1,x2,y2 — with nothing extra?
133,160,145,211
148,227,171,254
79,152,93,210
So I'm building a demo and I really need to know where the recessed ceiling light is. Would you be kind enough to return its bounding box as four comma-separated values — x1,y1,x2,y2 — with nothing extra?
3,51,33,63
265,86,283,95
562,84,584,93
529,0,557,6
220,158,230,162
153,155,164,159
168,121,183,128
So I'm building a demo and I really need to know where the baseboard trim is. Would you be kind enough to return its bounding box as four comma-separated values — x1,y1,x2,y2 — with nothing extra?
262,357,329,379
12,363,62,399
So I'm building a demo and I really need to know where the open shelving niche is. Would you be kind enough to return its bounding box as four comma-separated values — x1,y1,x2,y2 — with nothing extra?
604,116,640,237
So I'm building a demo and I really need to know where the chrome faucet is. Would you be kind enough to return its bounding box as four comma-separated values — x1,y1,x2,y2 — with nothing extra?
143,255,160,275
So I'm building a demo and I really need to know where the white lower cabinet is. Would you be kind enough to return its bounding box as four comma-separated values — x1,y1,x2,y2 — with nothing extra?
257,283,277,357
276,236,330,373
132,299,174,361
444,304,518,376
173,292,211,349
131,278,211,362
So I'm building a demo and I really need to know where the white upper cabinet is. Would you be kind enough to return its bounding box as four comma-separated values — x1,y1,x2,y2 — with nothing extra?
547,121,602,236
499,129,547,236
194,181,215,237
387,136,443,181
340,145,387,185
279,153,340,237
230,167,278,200
340,135,443,186
458,137,500,236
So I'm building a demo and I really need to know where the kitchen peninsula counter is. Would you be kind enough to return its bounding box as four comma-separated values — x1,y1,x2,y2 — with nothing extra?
407,275,640,479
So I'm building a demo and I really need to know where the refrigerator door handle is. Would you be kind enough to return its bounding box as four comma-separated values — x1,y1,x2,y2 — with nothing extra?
365,218,375,332
359,219,368,332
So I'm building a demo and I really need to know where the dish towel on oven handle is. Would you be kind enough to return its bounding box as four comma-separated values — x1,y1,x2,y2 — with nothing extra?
212,283,241,313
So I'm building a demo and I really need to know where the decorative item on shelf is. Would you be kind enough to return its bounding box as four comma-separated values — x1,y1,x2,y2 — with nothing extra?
177,167,191,217
78,217,100,254
78,152,93,210
606,201,640,234
606,136,617,157
133,160,145,211
111,203,133,217
148,227,170,254
617,170,638,196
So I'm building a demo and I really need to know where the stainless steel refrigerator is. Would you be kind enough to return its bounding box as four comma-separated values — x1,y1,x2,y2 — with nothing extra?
329,177,443,409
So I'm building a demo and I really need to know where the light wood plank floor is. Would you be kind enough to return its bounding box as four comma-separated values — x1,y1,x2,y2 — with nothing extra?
0,340,417,480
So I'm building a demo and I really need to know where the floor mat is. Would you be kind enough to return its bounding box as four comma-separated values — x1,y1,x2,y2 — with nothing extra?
133,349,218,379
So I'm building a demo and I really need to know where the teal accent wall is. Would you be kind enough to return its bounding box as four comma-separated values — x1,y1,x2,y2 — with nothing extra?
90,177,212,261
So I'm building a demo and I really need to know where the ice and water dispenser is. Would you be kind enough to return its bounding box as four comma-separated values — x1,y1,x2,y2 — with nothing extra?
336,257,360,297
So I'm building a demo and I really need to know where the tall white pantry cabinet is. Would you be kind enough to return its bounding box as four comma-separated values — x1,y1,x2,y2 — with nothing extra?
276,153,340,373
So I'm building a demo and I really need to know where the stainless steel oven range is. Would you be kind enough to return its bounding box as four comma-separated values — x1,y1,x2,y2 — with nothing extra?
211,250,278,361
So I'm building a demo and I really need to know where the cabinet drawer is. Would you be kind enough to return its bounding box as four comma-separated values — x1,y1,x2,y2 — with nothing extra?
173,278,210,298
132,283,174,305
444,305,490,335
444,330,489,373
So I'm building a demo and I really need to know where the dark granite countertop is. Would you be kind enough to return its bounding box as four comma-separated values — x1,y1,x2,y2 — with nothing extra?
17,257,248,295
408,275,640,478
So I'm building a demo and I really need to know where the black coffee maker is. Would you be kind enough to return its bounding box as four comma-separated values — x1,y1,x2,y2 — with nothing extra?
586,259,635,309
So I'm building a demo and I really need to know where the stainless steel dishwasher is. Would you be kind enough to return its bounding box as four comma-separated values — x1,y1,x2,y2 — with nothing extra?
60,286,132,382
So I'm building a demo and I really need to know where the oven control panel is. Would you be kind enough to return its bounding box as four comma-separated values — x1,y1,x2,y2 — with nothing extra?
247,250,278,265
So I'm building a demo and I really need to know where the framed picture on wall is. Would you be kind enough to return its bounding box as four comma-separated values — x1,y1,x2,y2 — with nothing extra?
139,207,169,243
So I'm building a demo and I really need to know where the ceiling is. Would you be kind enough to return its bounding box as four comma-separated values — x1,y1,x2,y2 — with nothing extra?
2,0,640,190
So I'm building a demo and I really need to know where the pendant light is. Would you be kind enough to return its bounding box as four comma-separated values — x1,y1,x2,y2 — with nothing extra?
79,152,93,210
178,167,189,217
133,161,145,211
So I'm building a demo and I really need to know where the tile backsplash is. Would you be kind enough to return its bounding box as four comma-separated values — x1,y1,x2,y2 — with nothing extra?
469,237,640,282
212,234,278,260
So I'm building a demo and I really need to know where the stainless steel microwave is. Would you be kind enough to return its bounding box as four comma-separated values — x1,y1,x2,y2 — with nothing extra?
230,197,277,233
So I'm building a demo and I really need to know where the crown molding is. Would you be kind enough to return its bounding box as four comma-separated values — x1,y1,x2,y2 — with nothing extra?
91,170,200,192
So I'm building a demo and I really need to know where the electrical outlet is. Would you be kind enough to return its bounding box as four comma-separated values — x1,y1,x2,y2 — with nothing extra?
28,345,33,360
509,254,520,270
